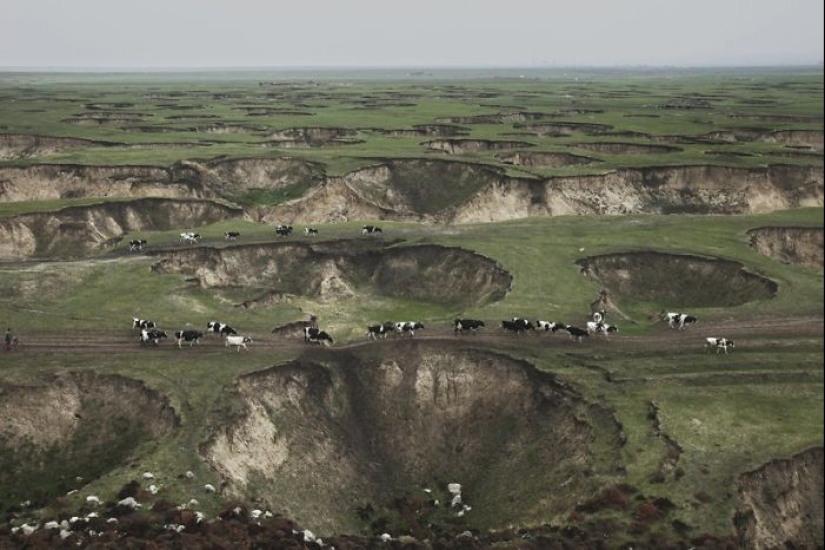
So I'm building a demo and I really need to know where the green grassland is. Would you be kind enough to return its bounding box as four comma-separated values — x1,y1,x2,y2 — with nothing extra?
0,68,822,542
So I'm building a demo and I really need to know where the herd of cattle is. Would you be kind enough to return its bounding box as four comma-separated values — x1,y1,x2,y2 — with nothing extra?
132,310,735,354
127,224,736,354
127,224,384,253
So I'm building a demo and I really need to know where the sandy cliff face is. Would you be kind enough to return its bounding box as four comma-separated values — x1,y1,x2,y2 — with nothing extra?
202,344,624,534
747,226,824,267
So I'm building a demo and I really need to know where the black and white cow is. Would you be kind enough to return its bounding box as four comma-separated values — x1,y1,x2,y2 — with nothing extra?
586,321,618,337
133,318,156,331
367,324,392,340
705,337,735,354
175,330,203,348
129,239,147,252
536,320,564,333
180,232,201,244
502,319,534,334
225,231,240,241
207,321,238,337
454,319,486,335
362,225,383,235
305,227,319,236
395,321,425,337
140,329,167,346
304,327,333,346
565,325,590,342
664,312,698,330
276,225,293,237
225,335,253,352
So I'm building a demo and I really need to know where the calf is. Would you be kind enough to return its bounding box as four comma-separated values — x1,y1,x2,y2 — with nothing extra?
175,330,203,348
129,239,147,252
224,231,240,241
276,225,293,237
305,227,319,236
454,319,485,335
304,327,333,346
664,312,698,330
362,225,383,235
225,335,253,352
705,337,735,354
565,325,589,342
140,329,167,346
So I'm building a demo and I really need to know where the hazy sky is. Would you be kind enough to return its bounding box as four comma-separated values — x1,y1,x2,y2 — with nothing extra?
2,0,823,68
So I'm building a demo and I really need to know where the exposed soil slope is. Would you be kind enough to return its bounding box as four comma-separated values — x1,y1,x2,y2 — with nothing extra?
151,239,512,307
747,226,824,267
201,342,624,534
734,447,824,550
577,251,778,307
0,372,179,514
0,198,243,259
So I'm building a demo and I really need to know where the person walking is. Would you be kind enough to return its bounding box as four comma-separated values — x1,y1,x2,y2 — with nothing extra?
4,328,13,351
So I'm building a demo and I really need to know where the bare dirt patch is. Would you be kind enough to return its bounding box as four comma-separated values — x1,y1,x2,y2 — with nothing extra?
572,142,682,155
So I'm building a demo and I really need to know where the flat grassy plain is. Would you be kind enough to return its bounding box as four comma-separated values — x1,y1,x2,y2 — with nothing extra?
0,67,822,544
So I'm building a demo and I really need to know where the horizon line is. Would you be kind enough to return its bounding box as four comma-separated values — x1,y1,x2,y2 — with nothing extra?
1,62,823,73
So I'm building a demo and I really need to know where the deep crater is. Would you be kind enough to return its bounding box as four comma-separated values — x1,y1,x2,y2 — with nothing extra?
201,342,625,534
0,372,179,514
577,251,778,307
747,226,824,267
151,239,512,307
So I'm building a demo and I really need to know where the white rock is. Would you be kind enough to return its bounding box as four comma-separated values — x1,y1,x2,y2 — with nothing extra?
185,471,195,479
86,495,101,506
380,533,393,542
447,483,461,495
117,497,140,509
204,484,216,493
142,472,155,480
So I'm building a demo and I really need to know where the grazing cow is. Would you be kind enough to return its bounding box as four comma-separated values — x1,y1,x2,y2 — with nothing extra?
305,227,319,236
133,318,156,331
565,325,589,342
276,225,293,237
304,327,333,346
224,231,240,241
175,330,203,348
180,232,201,244
454,319,486,335
535,320,564,333
705,337,735,354
395,321,425,337
362,225,383,235
225,335,253,352
664,312,698,330
502,319,534,334
140,329,167,346
129,239,147,252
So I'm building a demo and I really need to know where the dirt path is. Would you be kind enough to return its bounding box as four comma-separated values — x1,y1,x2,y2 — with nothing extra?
8,315,822,358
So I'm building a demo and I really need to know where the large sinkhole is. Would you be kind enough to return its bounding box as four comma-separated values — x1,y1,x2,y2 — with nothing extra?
576,251,778,307
0,373,179,513
152,239,512,307
201,342,624,534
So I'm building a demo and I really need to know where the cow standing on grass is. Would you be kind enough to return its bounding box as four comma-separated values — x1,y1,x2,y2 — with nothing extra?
705,337,734,354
